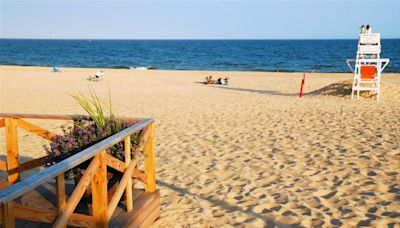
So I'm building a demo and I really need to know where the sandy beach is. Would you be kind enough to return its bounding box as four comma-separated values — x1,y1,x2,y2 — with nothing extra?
0,65,399,227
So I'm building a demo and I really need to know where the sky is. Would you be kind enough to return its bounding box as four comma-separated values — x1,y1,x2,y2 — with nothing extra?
1,0,399,39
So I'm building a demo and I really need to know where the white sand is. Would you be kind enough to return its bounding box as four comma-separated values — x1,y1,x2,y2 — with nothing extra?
0,65,399,226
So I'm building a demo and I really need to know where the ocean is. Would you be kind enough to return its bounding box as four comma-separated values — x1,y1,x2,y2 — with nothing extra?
0,39,399,73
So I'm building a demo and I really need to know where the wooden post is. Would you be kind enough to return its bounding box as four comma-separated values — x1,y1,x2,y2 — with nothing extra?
1,202,16,228
144,124,156,192
3,118,18,228
92,151,108,228
124,136,133,212
56,174,66,215
5,118,20,183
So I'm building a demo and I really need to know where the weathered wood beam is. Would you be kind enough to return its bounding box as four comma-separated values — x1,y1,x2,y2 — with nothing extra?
7,155,49,174
15,119,57,140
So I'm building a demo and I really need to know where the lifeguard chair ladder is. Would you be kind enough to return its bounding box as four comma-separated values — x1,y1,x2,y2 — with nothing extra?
346,33,389,101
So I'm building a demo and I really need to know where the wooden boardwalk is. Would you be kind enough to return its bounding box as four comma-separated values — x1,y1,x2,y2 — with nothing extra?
0,114,160,227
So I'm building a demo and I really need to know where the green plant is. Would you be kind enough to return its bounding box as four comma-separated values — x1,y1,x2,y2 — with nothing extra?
70,87,113,128
45,88,143,179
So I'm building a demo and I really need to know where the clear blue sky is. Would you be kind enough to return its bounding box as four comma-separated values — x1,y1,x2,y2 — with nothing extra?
1,0,399,39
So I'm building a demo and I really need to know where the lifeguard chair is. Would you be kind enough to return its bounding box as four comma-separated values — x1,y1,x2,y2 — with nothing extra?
347,33,390,101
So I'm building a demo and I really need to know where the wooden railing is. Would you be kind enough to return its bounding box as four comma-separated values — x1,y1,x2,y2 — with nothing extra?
0,113,156,228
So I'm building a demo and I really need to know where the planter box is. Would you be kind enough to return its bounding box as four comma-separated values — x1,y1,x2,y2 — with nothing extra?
0,113,158,228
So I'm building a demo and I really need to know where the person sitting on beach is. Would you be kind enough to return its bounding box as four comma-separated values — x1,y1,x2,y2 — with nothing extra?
217,77,223,85
94,70,105,81
204,76,215,84
224,77,229,85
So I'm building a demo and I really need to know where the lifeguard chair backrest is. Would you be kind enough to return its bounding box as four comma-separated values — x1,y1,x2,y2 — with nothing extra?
359,33,380,45
358,33,381,56
358,45,381,55
360,65,376,79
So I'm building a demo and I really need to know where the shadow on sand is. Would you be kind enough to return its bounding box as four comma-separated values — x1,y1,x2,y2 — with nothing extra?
158,180,294,227
197,80,377,99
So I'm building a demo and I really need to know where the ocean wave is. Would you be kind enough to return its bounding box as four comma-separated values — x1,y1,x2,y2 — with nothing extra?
111,66,157,70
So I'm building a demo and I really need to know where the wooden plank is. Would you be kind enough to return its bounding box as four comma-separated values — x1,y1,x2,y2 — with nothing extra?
0,113,73,120
15,119,57,140
0,113,142,123
0,119,4,128
68,213,97,228
107,158,138,219
1,201,16,228
91,151,108,228
105,153,126,173
8,155,49,174
52,156,100,227
124,135,133,212
144,123,156,192
14,204,53,223
140,202,160,228
14,204,96,228
132,169,147,184
130,191,160,227
132,189,144,201
0,118,154,205
0,160,7,172
56,174,66,215
122,191,160,227
5,118,20,183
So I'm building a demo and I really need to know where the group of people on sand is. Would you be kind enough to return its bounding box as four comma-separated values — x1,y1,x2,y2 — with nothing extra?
204,76,229,85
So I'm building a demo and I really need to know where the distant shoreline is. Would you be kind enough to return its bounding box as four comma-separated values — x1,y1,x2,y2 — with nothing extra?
0,64,357,74
1,38,400,41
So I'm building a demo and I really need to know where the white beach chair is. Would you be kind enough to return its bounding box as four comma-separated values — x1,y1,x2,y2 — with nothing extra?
346,33,390,101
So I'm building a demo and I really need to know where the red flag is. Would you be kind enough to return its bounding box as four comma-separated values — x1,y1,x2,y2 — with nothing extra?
300,74,306,97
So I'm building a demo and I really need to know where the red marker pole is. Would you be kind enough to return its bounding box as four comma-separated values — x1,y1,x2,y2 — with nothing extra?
299,73,306,98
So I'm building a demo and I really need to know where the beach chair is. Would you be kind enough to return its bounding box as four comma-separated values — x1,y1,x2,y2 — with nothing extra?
347,33,390,101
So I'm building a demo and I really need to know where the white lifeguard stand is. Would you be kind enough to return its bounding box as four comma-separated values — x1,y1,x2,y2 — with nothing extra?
346,32,390,101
